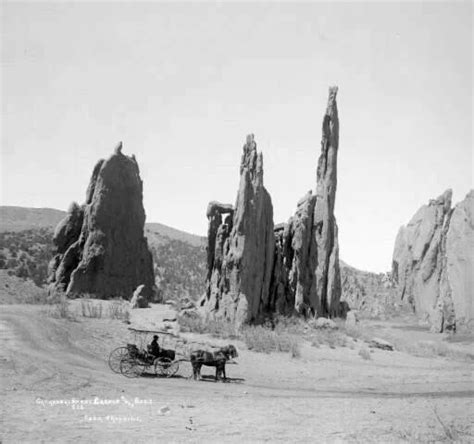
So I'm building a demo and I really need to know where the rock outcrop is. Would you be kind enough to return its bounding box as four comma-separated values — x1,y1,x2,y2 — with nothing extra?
446,191,474,327
49,143,155,300
392,189,474,331
201,135,275,325
270,87,342,318
202,87,342,324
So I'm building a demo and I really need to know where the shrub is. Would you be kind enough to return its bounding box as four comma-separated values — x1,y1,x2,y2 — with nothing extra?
49,296,76,321
108,301,130,321
178,314,239,339
241,326,300,356
80,300,103,318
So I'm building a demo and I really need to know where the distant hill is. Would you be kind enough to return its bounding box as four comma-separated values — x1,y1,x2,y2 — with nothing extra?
146,223,205,247
0,206,205,246
0,206,207,300
0,206,66,232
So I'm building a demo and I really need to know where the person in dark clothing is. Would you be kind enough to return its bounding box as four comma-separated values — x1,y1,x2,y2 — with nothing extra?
149,335,160,357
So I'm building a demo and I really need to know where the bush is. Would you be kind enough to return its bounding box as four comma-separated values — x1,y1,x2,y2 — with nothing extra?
108,301,130,321
178,314,239,339
80,300,103,318
241,326,300,356
49,296,76,321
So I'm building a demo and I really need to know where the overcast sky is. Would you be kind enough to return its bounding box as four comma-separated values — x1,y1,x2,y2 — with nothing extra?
1,1,472,272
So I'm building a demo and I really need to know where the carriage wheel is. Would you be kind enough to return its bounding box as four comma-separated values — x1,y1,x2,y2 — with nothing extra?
120,357,146,378
108,347,130,373
154,357,179,378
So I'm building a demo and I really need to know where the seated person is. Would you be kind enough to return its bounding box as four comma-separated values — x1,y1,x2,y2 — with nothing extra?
149,335,160,358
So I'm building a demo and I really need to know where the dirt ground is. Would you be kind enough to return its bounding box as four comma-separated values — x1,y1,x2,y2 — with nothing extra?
1,303,473,443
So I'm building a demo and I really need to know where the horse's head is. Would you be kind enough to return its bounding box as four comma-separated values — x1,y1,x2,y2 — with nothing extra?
222,344,238,359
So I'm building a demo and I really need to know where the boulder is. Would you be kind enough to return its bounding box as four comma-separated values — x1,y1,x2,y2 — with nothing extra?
346,311,359,328
313,317,337,329
48,144,155,301
130,285,149,309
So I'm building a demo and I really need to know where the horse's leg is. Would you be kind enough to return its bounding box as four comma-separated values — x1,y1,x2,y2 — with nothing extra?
197,363,203,381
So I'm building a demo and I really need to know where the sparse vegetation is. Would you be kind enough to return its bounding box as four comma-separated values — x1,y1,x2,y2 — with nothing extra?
49,295,76,321
242,326,301,356
178,314,239,339
0,228,55,286
80,300,104,318
149,235,206,301
108,300,130,321
178,313,302,356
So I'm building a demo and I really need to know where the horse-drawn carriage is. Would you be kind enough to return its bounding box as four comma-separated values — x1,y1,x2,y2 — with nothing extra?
108,328,188,378
108,328,238,380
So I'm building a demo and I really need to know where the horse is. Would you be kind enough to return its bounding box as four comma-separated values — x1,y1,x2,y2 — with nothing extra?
190,345,238,381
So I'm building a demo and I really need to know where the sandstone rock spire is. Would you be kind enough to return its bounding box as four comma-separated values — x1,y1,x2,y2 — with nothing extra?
270,86,342,318
201,134,275,325
49,143,155,300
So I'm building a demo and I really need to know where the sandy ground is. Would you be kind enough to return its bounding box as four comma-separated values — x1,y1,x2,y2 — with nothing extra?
1,303,473,443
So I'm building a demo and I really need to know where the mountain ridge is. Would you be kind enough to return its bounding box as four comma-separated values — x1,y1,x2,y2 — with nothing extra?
0,206,205,246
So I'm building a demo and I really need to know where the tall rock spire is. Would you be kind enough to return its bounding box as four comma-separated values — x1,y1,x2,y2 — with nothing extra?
201,134,275,325
270,87,342,318
203,87,343,324
312,85,341,316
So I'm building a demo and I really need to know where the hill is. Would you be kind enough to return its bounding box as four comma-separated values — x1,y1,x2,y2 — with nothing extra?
0,206,395,314
0,206,65,231
0,206,204,246
146,223,205,247
0,206,207,300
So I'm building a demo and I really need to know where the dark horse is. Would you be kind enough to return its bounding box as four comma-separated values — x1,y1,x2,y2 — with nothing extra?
190,345,238,381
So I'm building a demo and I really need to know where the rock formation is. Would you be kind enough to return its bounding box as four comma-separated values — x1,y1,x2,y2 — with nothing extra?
202,87,342,324
392,189,473,331
270,86,342,318
201,134,275,325
446,191,474,327
48,143,155,300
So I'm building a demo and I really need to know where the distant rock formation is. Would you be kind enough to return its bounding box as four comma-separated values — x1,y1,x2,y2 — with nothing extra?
202,87,342,324
392,190,474,331
270,86,342,318
201,134,275,325
339,261,397,318
48,144,155,300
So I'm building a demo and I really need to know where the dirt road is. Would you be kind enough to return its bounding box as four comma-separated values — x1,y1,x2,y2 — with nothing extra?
1,305,473,443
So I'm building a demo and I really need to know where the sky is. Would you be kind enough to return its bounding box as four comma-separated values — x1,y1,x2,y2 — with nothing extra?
1,1,472,272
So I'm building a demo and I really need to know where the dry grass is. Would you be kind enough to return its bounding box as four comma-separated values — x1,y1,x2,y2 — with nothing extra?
48,296,76,321
242,326,301,357
108,301,130,321
178,314,239,339
177,314,301,357
80,299,103,318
